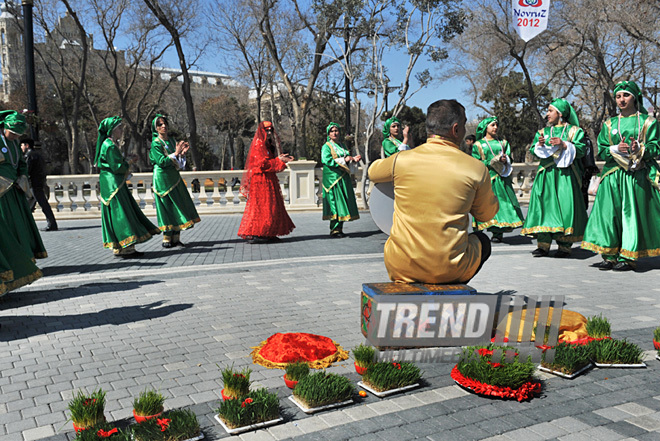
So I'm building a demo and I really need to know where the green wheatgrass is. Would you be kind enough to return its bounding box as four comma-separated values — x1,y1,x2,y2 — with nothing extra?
362,361,421,392
293,372,354,408
216,388,280,429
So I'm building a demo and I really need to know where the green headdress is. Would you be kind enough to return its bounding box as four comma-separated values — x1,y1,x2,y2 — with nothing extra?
326,122,341,142
613,81,647,114
476,116,497,140
151,113,167,141
0,110,27,135
94,116,122,165
549,98,580,127
382,116,401,138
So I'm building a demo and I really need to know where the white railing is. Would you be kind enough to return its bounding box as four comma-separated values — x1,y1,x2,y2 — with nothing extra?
34,160,602,220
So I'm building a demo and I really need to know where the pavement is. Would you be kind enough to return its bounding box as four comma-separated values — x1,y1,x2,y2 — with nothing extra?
1,211,660,441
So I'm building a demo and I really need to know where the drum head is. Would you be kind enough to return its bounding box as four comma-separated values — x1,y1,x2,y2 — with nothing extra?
369,182,395,235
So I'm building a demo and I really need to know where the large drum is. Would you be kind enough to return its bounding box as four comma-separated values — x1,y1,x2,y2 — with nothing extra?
369,182,395,235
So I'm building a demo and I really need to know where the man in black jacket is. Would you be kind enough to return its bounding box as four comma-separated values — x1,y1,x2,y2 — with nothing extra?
21,138,58,231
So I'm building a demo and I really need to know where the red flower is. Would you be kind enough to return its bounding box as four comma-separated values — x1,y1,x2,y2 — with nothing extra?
156,418,171,432
487,362,501,368
96,428,118,438
392,362,401,370
233,374,245,378
83,399,97,406
241,398,254,408
476,348,493,357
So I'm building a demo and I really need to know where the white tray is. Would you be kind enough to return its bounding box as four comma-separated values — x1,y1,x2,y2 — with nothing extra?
214,414,283,435
594,362,646,368
357,381,420,397
537,363,592,379
288,395,353,414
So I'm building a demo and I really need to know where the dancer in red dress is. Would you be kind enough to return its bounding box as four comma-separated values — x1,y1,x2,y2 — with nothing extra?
238,121,295,243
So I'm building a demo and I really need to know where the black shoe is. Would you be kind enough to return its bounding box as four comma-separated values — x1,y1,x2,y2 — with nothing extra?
613,261,635,272
491,236,502,243
554,250,571,258
249,237,269,244
162,242,173,248
531,248,549,257
174,241,185,247
43,224,58,232
596,260,614,271
330,231,344,238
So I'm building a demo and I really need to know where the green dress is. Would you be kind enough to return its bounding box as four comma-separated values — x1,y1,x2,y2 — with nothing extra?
0,223,42,297
98,138,160,249
581,113,660,260
150,137,200,233
521,124,588,244
322,141,360,222
471,139,524,231
383,137,409,157
0,134,47,260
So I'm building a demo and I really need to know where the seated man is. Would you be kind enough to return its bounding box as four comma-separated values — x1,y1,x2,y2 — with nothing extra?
369,99,499,284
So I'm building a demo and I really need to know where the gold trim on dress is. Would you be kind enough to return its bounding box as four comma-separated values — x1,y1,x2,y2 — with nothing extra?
34,251,48,259
103,229,160,250
0,269,14,281
3,268,42,293
153,177,182,198
473,218,523,230
99,174,128,206
158,217,200,232
322,214,360,222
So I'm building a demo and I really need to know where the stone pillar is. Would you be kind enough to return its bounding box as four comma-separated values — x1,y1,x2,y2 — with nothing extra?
287,160,318,210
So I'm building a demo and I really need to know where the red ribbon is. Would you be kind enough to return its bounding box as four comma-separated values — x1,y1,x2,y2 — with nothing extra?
241,398,254,408
536,345,552,353
156,418,171,432
450,365,541,402
96,428,118,438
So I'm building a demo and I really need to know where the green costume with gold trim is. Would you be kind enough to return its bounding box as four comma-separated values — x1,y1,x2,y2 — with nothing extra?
322,122,359,232
96,117,160,250
149,115,200,240
0,223,42,297
471,135,524,233
382,117,409,157
0,111,47,261
522,99,588,252
581,110,660,261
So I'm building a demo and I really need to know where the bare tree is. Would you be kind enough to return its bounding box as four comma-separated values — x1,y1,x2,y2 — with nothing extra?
211,0,275,125
140,0,204,169
90,0,177,170
32,0,91,173
256,0,364,157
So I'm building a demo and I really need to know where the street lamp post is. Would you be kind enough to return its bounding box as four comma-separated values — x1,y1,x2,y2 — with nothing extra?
22,0,38,141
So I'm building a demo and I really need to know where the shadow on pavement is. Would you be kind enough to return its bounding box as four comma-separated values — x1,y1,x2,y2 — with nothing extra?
41,262,166,276
0,300,193,340
0,280,163,309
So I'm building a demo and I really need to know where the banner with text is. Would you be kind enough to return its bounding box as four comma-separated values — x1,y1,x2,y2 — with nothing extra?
512,0,550,42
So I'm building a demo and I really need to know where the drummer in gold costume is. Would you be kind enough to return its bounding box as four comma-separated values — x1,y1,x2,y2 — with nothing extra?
369,100,499,284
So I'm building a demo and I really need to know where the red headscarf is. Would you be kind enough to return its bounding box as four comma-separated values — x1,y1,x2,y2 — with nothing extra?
240,121,282,198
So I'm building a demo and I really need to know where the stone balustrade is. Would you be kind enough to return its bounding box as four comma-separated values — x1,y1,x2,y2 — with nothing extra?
33,160,602,220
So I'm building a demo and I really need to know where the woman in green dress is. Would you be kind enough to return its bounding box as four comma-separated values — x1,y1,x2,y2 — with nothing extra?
150,114,200,248
382,116,411,157
322,122,361,237
96,116,160,257
522,99,588,257
0,110,47,261
0,222,42,298
471,117,524,243
581,81,660,271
